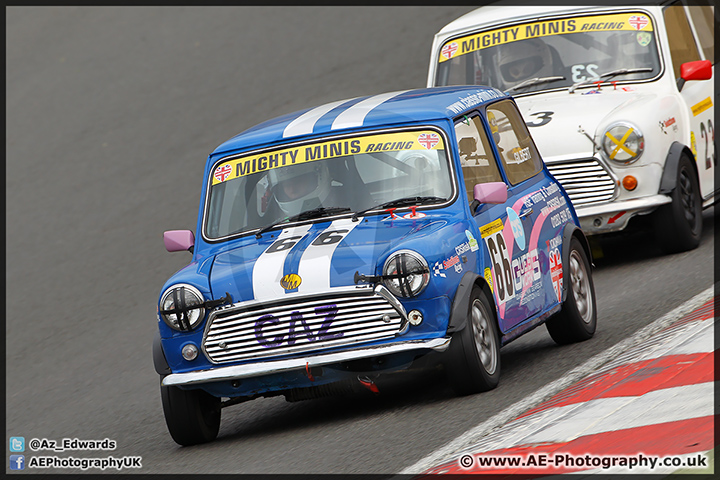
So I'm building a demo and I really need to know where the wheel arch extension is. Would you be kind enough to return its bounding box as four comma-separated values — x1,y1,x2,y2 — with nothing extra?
659,141,698,195
153,330,172,375
561,223,593,304
447,271,497,335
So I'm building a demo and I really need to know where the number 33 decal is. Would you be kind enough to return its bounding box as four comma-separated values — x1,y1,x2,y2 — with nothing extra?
526,111,554,127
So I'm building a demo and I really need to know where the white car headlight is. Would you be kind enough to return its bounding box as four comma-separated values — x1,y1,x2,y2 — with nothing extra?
382,250,430,298
159,284,206,331
602,122,644,164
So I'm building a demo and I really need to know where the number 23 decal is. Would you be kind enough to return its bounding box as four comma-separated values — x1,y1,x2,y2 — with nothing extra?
700,120,716,169
526,111,554,127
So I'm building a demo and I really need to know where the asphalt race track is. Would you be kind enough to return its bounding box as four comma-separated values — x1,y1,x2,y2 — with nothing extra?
6,7,715,475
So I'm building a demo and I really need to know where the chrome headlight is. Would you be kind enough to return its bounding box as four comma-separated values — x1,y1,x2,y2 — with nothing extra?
601,122,644,164
382,250,430,298
159,284,206,331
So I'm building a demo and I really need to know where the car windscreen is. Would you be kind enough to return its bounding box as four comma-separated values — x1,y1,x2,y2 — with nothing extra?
204,128,454,240
435,11,661,94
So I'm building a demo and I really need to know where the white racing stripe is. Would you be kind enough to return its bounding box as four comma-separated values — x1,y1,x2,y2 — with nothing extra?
251,225,312,301
297,218,362,293
331,90,409,130
282,99,351,138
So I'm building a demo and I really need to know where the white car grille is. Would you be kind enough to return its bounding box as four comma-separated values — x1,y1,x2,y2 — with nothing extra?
202,287,406,364
546,159,617,206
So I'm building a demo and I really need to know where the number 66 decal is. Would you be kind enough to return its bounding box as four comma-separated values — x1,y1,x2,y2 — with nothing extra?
267,229,350,253
485,230,515,305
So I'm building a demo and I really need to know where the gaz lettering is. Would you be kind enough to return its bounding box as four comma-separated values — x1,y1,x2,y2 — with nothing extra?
254,305,340,347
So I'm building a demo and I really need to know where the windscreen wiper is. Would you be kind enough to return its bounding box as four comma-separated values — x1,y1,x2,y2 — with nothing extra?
255,207,351,238
351,196,445,222
505,76,566,93
569,67,653,93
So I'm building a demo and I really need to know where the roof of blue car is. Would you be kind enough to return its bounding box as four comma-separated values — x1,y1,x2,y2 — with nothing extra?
212,86,509,156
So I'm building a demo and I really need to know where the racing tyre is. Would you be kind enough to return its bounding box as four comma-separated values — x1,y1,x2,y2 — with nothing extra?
653,155,702,253
446,286,500,395
161,382,221,446
546,238,596,345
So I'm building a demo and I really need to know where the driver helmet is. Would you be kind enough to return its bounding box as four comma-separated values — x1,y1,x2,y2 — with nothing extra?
394,150,441,175
393,150,446,196
268,161,331,215
498,38,553,85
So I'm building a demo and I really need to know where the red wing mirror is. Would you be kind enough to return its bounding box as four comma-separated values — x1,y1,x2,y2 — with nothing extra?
474,182,508,204
681,60,712,81
164,230,195,253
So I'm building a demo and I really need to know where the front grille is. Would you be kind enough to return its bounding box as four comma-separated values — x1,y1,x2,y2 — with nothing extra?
546,159,617,207
203,287,405,364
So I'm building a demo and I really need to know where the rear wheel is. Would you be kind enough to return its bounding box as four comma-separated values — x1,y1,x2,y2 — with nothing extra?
446,286,500,395
161,381,221,446
653,155,702,253
546,237,596,345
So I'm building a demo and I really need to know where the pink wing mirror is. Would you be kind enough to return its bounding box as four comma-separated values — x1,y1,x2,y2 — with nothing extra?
474,182,508,204
164,230,195,253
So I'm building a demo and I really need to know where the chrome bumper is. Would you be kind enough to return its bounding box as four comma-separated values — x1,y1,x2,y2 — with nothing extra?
575,194,672,234
162,337,452,387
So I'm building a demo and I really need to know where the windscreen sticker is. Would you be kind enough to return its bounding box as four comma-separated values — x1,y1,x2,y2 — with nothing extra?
212,130,445,185
438,12,654,63
636,31,652,46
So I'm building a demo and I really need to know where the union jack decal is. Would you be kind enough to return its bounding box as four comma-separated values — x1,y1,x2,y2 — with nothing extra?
418,133,440,149
214,164,232,183
441,42,458,60
628,15,649,30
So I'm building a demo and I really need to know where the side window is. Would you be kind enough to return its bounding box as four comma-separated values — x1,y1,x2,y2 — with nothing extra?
486,100,543,185
687,4,715,64
663,4,702,80
454,114,503,202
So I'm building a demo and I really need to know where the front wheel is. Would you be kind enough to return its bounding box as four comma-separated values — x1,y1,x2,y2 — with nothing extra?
445,286,500,395
546,237,596,345
161,381,221,446
653,155,702,253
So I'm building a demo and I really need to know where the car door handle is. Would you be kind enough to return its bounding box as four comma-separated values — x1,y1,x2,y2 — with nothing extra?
519,208,533,218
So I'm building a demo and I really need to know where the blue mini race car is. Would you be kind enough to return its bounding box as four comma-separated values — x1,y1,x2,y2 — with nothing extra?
155,86,597,445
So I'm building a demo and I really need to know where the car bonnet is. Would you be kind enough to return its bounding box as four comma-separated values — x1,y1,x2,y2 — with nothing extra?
515,89,654,162
207,215,449,304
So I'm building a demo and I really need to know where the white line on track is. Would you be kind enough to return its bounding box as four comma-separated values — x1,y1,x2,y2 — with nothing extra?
400,283,716,474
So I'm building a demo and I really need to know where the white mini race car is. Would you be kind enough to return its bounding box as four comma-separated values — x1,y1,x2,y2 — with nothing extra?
428,2,715,253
